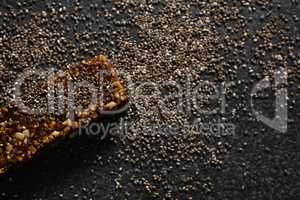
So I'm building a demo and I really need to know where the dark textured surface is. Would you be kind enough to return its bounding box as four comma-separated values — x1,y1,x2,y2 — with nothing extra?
0,0,299,200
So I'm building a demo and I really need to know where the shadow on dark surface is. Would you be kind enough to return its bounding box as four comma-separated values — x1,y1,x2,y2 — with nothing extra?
0,129,118,199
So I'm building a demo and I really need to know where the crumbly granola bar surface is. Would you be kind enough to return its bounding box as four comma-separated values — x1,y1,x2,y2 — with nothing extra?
0,55,128,175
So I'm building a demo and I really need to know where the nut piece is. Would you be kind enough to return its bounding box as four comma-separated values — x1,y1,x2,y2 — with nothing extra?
22,129,30,137
63,119,73,126
105,101,117,110
51,131,61,137
88,104,97,112
15,132,25,140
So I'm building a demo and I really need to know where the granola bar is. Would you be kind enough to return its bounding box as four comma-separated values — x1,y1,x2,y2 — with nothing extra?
0,55,128,175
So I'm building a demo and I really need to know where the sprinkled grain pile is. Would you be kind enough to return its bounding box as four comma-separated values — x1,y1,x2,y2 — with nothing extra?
0,0,299,199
